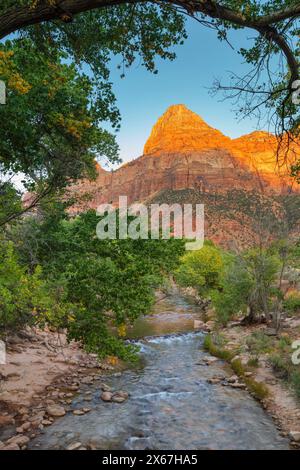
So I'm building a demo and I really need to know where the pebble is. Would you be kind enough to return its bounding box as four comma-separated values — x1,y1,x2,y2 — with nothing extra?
101,383,112,392
208,378,222,385
111,395,127,403
230,383,247,389
227,375,238,383
46,405,66,417
66,442,82,450
100,391,113,402
72,409,85,416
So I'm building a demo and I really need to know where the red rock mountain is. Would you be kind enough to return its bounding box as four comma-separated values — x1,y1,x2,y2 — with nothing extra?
71,104,299,214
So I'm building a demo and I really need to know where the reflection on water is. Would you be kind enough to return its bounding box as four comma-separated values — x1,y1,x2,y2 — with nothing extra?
126,292,200,339
30,292,289,450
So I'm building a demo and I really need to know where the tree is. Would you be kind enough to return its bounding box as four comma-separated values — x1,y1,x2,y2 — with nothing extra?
0,37,120,226
7,207,185,359
1,1,300,139
175,241,223,295
0,5,187,224
213,247,280,325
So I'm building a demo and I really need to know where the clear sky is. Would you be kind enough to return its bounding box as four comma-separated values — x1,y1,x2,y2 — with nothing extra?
108,17,264,167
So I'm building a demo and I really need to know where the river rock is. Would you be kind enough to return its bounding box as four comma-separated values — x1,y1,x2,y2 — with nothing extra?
46,405,66,417
6,435,30,447
112,394,127,403
230,382,246,389
67,442,82,450
81,377,94,385
227,375,238,383
100,391,113,402
16,422,31,433
2,443,20,450
0,414,15,426
289,431,300,442
202,356,218,365
100,383,112,392
42,420,52,426
208,378,222,385
193,320,206,329
72,409,85,416
114,390,129,399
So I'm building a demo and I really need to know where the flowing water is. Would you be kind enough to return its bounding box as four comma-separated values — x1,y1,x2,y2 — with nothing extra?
30,291,289,450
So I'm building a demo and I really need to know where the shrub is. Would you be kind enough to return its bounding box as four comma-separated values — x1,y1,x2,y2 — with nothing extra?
203,334,234,361
0,241,51,335
247,356,259,368
291,371,300,399
284,291,300,314
175,242,223,295
245,331,273,355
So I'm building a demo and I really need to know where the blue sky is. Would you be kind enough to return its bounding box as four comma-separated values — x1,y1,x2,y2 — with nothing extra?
108,18,264,165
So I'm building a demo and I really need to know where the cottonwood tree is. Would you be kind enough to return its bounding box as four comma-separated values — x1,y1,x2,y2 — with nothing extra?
1,1,300,137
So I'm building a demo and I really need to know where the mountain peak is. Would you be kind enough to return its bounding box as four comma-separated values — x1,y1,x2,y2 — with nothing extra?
143,104,229,155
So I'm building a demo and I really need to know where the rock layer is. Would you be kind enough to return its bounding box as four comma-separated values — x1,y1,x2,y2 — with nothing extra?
69,104,299,213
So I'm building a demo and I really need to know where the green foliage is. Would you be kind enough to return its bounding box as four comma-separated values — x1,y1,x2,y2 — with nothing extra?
245,331,274,355
247,356,259,368
291,371,300,399
0,240,50,334
0,182,22,226
212,247,280,325
283,291,300,314
212,253,253,325
7,207,185,360
0,5,187,226
270,350,300,399
203,334,234,361
0,37,120,226
203,334,269,400
291,160,300,184
175,241,223,295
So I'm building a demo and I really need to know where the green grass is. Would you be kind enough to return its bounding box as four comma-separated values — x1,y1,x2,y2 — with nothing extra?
247,356,259,368
203,334,269,401
203,334,234,361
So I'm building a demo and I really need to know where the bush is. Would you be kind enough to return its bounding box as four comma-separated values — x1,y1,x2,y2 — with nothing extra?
245,331,273,355
175,242,223,295
284,291,300,314
291,371,300,399
0,241,51,335
6,209,185,360
203,334,234,361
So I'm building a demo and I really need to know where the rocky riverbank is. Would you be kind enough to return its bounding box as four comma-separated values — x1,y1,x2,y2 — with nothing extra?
0,327,128,450
189,296,300,449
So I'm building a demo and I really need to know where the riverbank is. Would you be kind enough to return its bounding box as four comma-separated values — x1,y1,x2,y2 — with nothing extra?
0,327,118,450
0,289,298,450
191,303,300,448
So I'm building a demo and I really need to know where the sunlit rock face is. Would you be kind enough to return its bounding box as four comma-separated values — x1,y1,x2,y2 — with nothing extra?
70,104,298,212
143,104,231,156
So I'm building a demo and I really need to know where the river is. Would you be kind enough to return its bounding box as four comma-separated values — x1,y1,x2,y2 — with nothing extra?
29,291,289,450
